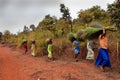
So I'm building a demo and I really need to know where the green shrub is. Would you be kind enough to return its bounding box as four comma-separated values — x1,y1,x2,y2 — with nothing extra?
36,39,47,56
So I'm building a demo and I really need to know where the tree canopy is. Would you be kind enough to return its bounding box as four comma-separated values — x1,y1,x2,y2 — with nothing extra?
107,0,120,30
60,4,73,32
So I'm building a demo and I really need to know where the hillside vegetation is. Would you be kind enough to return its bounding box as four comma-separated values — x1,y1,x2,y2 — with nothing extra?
0,0,120,72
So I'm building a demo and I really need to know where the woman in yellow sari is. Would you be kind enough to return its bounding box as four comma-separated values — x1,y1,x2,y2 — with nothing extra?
31,40,36,57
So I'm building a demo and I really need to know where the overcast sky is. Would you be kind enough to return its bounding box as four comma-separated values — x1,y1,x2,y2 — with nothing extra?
0,0,115,34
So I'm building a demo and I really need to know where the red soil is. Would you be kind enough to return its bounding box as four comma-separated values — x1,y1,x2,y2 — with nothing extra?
0,44,119,80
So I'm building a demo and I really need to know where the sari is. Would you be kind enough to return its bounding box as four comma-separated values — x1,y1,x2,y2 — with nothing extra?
95,48,111,68
31,44,36,56
86,41,94,60
47,44,53,58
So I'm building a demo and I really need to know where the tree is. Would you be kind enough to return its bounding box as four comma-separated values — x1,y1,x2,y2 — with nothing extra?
0,32,2,41
30,24,36,31
77,5,109,27
3,30,10,42
91,6,108,20
4,30,10,36
78,10,93,25
23,25,29,33
38,14,57,33
56,18,69,35
107,0,120,30
60,4,73,32
107,0,120,63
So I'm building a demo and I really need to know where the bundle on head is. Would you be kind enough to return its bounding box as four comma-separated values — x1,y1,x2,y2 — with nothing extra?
31,39,35,43
67,32,75,42
76,27,103,40
21,39,27,45
46,38,52,45
76,30,85,41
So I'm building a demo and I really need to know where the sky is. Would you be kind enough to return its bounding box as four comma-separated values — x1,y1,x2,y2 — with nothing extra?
0,0,115,34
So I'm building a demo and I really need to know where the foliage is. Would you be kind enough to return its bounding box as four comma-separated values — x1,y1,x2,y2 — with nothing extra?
4,30,10,35
60,4,71,21
77,5,109,27
60,4,73,32
38,14,57,35
90,6,107,20
56,18,69,35
30,24,36,31
3,30,11,42
107,0,120,30
37,39,47,56
89,22,102,28
108,0,120,62
0,32,2,41
78,10,93,25
23,25,30,34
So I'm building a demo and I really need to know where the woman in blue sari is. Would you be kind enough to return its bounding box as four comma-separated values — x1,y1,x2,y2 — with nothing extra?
72,37,80,62
95,28,112,72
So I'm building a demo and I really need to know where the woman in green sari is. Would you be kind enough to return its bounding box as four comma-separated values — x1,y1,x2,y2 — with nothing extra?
46,38,53,60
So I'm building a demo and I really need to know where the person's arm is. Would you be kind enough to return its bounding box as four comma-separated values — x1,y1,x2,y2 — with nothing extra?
99,34,102,40
103,27,106,34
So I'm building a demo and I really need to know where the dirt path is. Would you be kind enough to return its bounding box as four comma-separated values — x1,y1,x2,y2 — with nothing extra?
0,44,119,80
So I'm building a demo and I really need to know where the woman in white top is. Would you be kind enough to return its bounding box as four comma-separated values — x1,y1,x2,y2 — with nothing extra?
86,40,94,60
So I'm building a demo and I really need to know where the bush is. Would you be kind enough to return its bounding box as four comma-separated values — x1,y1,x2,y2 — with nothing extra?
36,39,47,56
53,38,71,57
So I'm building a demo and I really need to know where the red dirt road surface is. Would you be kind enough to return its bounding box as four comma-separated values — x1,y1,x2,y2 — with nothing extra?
0,44,119,80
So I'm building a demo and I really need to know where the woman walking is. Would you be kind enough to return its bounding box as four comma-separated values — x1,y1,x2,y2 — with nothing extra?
86,40,94,60
95,28,112,72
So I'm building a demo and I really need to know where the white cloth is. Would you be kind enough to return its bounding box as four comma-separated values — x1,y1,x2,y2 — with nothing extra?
86,41,94,60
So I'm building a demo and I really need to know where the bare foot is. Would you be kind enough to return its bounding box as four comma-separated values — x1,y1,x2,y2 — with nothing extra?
100,66,105,72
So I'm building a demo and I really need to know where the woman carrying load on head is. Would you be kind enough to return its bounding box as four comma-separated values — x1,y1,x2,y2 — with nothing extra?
95,27,112,72
86,39,94,60
72,37,80,62
46,38,53,60
31,39,36,57
22,39,28,54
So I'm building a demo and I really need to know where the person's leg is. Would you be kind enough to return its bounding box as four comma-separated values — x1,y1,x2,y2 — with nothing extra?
100,65,105,72
95,49,102,66
101,50,109,67
25,48,27,54
95,48,104,71
100,49,111,72
74,54,79,62
74,54,78,58
48,51,53,60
